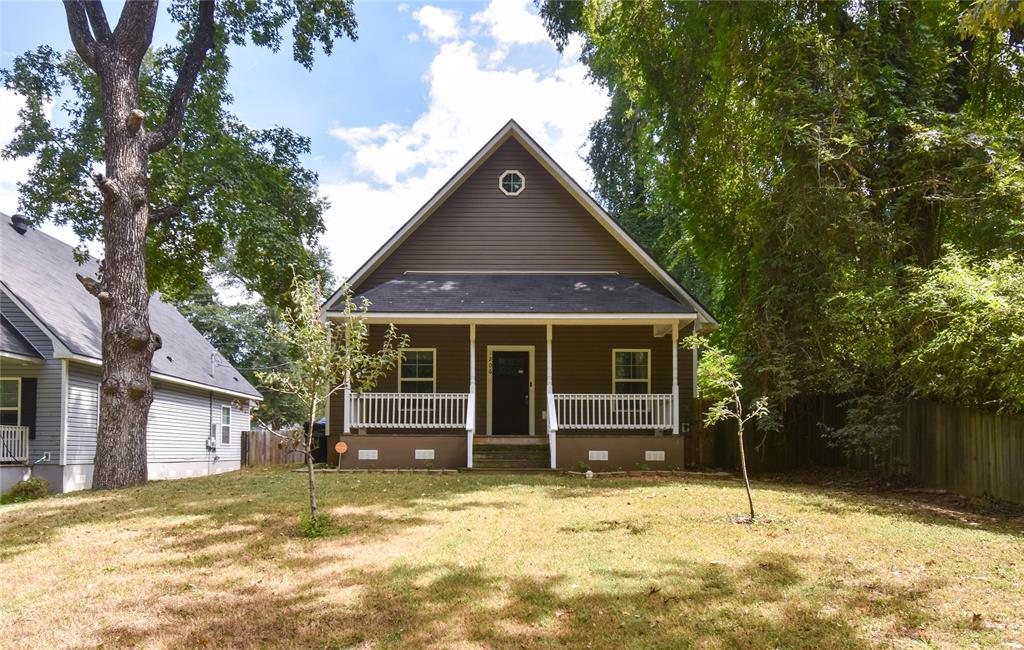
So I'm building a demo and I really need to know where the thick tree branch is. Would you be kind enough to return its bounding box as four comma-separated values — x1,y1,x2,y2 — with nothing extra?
82,0,112,42
148,180,217,225
63,1,99,70
76,273,111,304
148,0,216,153
112,0,159,66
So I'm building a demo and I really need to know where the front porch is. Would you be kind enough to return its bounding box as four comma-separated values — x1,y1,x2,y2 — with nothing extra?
328,320,697,470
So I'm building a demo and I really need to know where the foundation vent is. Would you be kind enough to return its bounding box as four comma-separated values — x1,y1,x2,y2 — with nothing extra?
414,449,435,460
588,450,608,461
645,450,666,462
358,449,379,460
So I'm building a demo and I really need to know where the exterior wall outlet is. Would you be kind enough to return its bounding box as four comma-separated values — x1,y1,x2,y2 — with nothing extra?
42,451,51,462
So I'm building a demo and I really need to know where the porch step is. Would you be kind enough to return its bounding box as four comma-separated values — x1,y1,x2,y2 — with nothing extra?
473,443,550,469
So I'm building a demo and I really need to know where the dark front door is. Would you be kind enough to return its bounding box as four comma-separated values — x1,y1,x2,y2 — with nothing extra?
491,351,530,434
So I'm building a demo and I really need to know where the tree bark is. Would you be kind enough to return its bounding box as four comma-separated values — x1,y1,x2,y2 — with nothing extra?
62,0,214,489
90,48,162,490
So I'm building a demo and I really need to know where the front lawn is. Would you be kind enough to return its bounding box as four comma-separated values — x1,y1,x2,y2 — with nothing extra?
1,469,1022,648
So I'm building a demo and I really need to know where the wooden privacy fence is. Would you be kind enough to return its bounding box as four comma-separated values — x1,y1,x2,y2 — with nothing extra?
241,430,305,467
698,397,1024,505
891,401,1024,505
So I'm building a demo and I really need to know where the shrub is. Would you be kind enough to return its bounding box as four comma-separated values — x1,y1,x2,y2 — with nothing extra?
301,512,334,538
2,477,49,504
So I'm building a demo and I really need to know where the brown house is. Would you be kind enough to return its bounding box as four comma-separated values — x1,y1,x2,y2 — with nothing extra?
324,120,716,470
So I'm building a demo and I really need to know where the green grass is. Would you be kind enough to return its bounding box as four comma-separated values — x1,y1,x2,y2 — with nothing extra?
1,468,1022,648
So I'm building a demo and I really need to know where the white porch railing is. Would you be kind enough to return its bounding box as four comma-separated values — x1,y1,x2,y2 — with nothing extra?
465,389,476,468
554,393,674,430
0,425,29,463
347,392,471,429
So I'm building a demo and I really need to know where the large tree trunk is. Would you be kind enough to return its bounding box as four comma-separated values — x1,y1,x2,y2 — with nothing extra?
90,53,161,490
62,0,214,490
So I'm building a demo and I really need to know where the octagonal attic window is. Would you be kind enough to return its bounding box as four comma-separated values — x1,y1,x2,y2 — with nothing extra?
499,170,525,196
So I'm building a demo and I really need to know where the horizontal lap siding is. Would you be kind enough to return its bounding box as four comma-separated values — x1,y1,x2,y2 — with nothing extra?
147,382,214,463
1,292,63,462
65,363,100,463
329,325,470,437
357,138,668,296
327,324,696,438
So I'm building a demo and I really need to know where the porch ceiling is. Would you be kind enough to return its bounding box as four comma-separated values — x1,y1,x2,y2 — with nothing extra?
344,273,696,316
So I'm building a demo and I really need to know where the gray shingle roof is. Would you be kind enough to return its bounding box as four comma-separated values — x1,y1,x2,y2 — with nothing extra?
0,215,260,398
1,314,42,359
353,274,696,314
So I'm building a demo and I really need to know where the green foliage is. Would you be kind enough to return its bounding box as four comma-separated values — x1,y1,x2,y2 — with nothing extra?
2,477,49,504
0,2,357,308
543,0,1024,455
300,512,337,538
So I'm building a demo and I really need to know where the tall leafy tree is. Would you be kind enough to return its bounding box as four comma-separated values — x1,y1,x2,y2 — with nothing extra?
1,1,357,489
542,0,1024,451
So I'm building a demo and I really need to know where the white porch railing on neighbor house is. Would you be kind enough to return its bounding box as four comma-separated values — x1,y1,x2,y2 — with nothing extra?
553,393,675,430
0,425,29,463
347,392,471,429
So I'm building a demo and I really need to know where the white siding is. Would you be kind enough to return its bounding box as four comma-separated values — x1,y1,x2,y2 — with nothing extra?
0,293,62,463
147,381,212,463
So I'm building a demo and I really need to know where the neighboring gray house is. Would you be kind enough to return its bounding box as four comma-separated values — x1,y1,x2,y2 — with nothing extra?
0,213,261,493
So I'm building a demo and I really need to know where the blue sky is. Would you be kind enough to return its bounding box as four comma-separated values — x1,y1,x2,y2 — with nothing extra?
0,0,608,282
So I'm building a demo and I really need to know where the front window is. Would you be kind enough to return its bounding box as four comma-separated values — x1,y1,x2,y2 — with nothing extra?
0,378,20,426
400,349,436,393
221,405,231,444
613,350,650,395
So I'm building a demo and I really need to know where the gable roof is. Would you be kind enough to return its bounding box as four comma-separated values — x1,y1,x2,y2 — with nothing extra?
327,120,717,329
0,214,261,400
354,273,696,315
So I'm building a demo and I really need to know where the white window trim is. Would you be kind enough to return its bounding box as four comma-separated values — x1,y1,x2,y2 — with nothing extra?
0,377,22,425
612,349,651,394
399,348,437,393
221,405,231,445
498,169,525,196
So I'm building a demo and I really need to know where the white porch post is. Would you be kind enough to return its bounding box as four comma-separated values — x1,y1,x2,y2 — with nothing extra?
467,323,476,468
546,323,556,468
672,321,680,435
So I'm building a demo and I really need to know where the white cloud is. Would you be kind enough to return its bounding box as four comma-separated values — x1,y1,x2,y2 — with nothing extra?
323,1,608,279
406,33,419,42
412,6,462,43
471,0,549,46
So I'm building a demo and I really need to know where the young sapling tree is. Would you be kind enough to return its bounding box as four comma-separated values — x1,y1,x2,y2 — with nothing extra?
257,279,406,529
686,335,770,522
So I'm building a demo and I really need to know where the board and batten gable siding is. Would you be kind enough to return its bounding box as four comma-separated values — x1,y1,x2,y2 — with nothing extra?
355,138,670,296
0,290,62,462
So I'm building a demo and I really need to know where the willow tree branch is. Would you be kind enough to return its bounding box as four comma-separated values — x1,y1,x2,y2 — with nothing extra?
63,1,99,69
148,0,216,153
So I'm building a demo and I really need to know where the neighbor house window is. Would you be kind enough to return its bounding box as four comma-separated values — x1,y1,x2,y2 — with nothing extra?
400,349,436,393
499,170,525,196
221,405,231,444
0,378,20,426
612,350,650,395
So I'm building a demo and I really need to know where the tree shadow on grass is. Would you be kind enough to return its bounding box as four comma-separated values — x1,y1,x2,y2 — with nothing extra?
86,552,877,649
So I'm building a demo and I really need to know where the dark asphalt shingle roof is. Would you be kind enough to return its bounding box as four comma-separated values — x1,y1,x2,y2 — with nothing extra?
0,314,42,359
0,215,260,398
353,274,696,314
